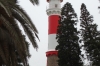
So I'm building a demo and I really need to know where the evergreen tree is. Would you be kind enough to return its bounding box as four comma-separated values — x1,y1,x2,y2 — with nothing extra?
80,3,100,65
56,2,83,66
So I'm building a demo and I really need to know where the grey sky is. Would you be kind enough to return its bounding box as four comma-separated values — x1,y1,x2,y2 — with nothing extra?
18,0,100,66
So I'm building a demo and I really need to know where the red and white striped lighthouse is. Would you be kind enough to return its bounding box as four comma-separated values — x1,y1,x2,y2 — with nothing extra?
46,0,63,66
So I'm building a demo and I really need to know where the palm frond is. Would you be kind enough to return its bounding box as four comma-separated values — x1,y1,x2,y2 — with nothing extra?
30,0,39,5
12,10,38,49
0,0,39,65
0,0,12,17
0,45,7,65
0,15,28,65
10,47,17,66
2,42,10,66
0,28,7,64
12,4,38,33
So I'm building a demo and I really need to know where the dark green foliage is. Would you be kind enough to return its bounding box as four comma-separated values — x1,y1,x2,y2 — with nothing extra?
56,2,83,66
80,3,100,65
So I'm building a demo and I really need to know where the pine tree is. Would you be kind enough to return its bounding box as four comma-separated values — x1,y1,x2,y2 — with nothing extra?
56,2,83,66
80,3,100,65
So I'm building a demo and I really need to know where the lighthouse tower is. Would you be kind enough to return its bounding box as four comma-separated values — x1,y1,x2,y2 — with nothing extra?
46,0,63,66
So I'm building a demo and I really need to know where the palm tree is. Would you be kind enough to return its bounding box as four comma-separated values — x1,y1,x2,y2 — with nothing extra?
0,0,39,66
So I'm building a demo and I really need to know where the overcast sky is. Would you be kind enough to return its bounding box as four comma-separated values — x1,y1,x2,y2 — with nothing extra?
18,0,100,66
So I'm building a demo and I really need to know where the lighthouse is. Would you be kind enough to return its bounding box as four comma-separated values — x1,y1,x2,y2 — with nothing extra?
46,0,63,66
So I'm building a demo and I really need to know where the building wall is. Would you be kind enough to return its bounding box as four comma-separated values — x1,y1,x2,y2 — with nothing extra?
47,55,58,66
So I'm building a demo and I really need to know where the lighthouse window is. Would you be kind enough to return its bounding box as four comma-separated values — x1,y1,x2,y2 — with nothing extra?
55,4,57,7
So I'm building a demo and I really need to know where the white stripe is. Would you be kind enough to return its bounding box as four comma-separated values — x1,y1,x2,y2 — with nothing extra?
48,34,58,50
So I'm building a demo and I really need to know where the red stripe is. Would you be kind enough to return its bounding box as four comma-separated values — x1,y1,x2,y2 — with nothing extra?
48,15,60,34
46,50,58,57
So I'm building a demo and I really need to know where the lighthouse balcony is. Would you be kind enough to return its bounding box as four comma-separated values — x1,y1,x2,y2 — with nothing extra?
46,8,61,16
